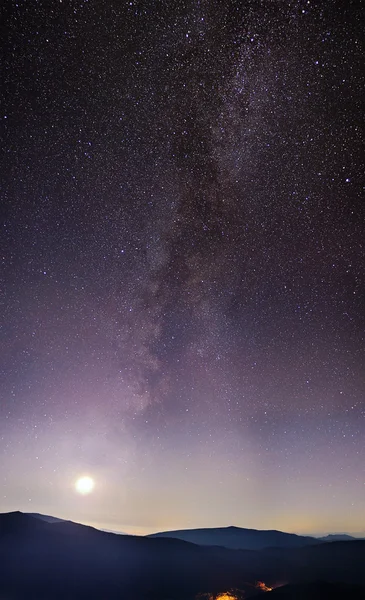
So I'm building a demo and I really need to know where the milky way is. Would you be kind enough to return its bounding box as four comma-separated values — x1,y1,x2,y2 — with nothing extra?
1,0,364,535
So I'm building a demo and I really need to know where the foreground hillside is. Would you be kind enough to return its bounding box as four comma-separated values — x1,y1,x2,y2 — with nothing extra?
251,581,365,600
0,512,364,599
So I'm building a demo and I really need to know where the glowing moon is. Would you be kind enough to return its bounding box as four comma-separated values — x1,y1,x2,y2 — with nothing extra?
75,476,95,495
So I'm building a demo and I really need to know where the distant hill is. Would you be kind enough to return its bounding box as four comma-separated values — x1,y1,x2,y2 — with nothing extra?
318,533,361,542
1,512,364,599
148,525,321,550
28,512,127,535
27,512,67,523
99,528,128,535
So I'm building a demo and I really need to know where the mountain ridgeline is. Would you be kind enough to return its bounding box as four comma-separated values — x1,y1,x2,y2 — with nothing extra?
0,512,364,600
148,525,322,550
148,525,362,550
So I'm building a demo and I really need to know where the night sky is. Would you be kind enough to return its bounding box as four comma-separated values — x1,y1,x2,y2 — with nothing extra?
1,0,364,537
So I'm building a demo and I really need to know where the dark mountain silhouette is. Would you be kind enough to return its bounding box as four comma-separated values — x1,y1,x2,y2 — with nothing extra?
1,512,364,600
28,512,68,523
318,533,361,542
148,525,322,550
251,580,365,599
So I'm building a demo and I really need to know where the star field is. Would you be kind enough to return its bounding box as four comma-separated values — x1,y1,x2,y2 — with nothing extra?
1,0,364,535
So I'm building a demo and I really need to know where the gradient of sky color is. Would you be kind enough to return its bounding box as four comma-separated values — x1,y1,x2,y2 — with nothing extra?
1,0,364,536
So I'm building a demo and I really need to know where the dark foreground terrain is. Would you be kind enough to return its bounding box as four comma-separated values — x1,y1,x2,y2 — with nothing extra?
0,512,364,599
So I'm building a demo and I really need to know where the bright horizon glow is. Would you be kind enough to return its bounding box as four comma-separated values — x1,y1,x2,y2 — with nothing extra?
75,476,95,495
